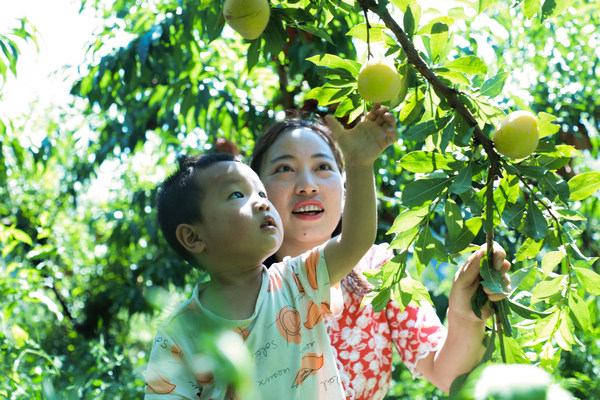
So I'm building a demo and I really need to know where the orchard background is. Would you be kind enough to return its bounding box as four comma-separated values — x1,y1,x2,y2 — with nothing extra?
1,0,600,398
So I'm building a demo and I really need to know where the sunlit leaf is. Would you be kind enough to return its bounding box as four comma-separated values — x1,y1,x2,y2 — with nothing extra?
541,251,565,277
479,71,510,97
531,275,564,303
430,22,449,63
568,292,590,331
573,266,600,296
515,238,544,261
442,55,487,76
387,206,429,234
568,171,600,201
306,54,361,75
538,112,560,139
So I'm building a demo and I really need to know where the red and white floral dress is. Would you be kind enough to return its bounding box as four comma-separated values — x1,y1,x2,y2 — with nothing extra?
326,243,447,400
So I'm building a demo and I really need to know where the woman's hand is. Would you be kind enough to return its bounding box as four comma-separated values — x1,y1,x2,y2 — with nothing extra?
448,242,512,323
325,103,397,167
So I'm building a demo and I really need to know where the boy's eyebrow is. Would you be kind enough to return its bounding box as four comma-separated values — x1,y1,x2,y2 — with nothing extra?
269,153,335,163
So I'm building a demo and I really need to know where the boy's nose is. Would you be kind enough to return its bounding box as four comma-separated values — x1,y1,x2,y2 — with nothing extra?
255,197,271,212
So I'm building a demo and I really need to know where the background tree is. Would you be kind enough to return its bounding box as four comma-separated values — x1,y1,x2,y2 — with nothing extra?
1,0,599,398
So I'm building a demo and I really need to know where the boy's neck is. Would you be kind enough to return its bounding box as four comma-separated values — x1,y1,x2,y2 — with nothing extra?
276,238,323,260
199,265,264,320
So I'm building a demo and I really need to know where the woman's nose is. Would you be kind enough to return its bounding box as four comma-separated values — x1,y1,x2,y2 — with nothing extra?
296,170,318,194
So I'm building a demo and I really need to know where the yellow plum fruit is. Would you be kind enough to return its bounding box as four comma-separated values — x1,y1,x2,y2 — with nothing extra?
492,110,539,159
223,0,270,40
357,59,402,103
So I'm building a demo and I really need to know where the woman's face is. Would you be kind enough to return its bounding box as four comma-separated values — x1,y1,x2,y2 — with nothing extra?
258,128,344,256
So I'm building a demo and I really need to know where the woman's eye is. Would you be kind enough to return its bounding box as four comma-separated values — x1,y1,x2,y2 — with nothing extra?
274,165,293,173
317,163,333,171
229,191,244,199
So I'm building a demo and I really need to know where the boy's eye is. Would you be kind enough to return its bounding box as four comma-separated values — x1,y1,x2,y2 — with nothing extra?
259,191,267,198
229,191,244,199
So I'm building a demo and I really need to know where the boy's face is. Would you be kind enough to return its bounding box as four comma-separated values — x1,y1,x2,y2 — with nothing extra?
193,161,283,268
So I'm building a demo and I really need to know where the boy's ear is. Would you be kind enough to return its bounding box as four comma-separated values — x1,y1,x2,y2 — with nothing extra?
175,224,206,254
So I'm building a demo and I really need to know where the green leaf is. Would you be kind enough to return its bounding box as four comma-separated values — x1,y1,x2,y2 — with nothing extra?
516,238,544,261
403,5,415,38
531,275,564,303
508,298,551,319
401,177,450,208
430,22,449,63
573,266,600,295
435,68,471,86
10,228,32,245
502,335,530,363
553,208,586,221
502,202,525,230
538,112,560,139
403,114,453,142
556,314,575,350
387,206,429,234
414,224,447,274
297,25,333,44
524,197,548,241
443,55,487,76
568,171,600,201
568,292,590,331
369,287,391,312
444,198,463,242
524,0,541,18
479,71,510,97
479,253,506,294
541,250,565,277
447,217,482,255
471,285,487,320
399,277,433,304
399,89,425,125
449,162,472,195
346,23,387,43
399,150,463,173
478,0,494,13
306,54,361,75
540,172,570,203
535,311,560,340
389,225,419,250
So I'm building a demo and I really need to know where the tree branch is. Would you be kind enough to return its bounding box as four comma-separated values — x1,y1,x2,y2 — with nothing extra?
356,0,499,166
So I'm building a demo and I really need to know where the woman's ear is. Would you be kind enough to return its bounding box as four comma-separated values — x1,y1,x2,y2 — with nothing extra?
175,224,206,254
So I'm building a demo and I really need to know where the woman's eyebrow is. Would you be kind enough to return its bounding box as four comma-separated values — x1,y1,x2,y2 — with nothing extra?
269,153,334,163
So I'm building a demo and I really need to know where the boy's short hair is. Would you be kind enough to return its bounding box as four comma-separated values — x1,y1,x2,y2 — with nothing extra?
156,153,239,265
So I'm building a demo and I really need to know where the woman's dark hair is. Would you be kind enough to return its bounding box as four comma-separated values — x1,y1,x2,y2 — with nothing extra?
250,116,371,295
156,152,239,266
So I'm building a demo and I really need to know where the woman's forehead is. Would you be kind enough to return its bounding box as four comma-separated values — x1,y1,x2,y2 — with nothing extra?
268,127,334,156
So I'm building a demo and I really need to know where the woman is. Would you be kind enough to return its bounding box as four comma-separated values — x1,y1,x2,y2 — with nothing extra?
248,105,511,399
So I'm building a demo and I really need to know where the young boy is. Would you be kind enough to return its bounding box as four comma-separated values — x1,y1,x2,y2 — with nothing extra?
144,107,397,399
